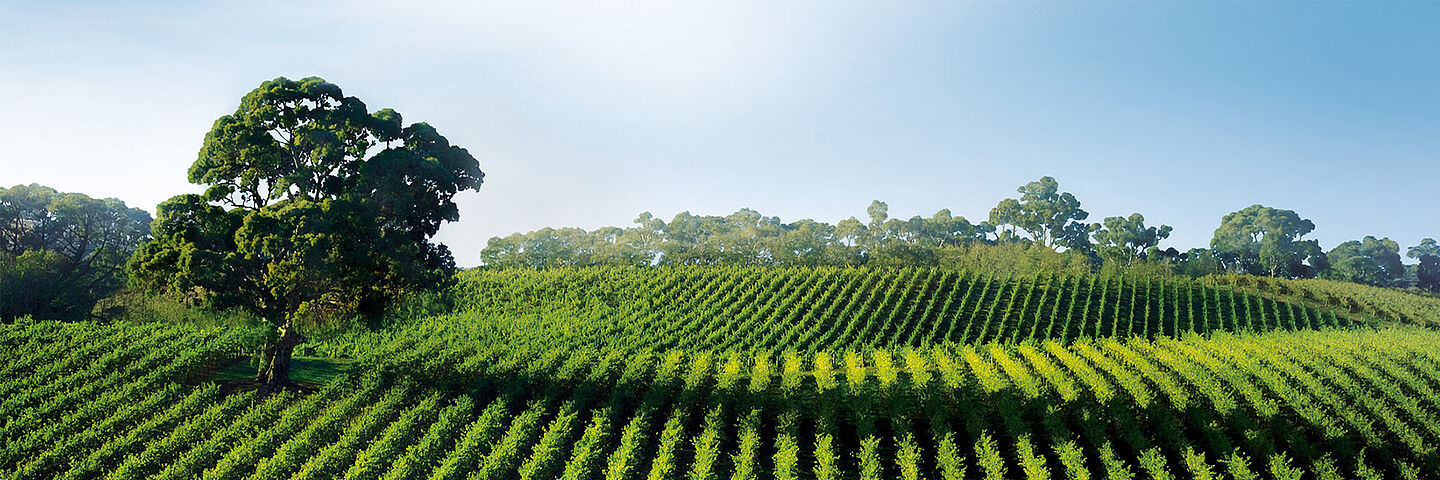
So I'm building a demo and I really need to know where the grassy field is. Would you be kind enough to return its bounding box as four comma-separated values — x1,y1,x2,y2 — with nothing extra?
3,266,1439,480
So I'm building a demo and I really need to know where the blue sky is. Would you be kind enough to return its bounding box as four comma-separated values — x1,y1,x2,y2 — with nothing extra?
2,1,1436,266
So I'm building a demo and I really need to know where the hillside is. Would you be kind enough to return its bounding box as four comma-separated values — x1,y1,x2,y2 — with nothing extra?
405,267,1376,356
5,267,1440,480
1208,274,1440,328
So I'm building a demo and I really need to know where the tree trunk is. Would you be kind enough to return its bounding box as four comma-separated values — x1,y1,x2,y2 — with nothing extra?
258,318,305,391
255,334,274,381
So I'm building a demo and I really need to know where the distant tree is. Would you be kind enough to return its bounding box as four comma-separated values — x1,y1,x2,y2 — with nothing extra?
863,200,890,251
722,208,785,265
592,226,649,267
127,77,482,390
626,212,667,265
480,227,595,268
477,200,1002,269
988,176,1091,250
1174,248,1222,277
1090,213,1173,266
866,200,889,231
1,184,151,322
989,198,1026,245
478,233,527,267
658,211,725,265
835,216,865,248
775,219,845,266
1409,238,1440,292
1209,205,1326,278
1324,236,1405,287
918,209,992,247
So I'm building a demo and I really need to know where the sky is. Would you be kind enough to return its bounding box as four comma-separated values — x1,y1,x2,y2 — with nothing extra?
2,1,1437,266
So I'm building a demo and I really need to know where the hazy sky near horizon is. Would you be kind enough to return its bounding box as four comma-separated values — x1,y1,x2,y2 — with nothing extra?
2,1,1437,266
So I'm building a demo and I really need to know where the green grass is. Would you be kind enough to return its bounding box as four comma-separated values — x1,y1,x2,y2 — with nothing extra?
212,356,357,385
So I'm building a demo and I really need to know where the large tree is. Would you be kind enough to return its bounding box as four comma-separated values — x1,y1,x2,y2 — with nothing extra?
1409,238,1440,292
1324,236,1404,287
1,184,152,321
988,176,1091,250
127,77,483,389
1209,205,1326,278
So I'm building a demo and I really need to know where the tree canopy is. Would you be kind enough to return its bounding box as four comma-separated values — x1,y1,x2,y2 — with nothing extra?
0,184,152,321
1409,238,1440,292
479,203,998,269
1090,213,1173,266
1209,205,1327,278
987,176,1091,250
1324,236,1405,287
127,76,483,388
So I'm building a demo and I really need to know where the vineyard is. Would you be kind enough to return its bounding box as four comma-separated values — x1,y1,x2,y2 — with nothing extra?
4,266,1440,480
349,267,1377,358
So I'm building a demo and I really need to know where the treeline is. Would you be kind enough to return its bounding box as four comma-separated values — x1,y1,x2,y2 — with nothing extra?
3,176,1437,323
482,177,1440,292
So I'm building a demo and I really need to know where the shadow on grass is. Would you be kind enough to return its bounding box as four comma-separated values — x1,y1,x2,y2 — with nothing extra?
212,356,359,392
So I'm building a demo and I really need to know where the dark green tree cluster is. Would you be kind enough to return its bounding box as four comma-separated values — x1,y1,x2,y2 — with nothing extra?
1324,236,1405,287
1,184,151,321
1410,238,1440,292
126,76,483,389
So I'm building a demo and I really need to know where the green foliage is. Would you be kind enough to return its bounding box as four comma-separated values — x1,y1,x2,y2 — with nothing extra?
773,411,802,480
1210,204,1326,278
9,320,1440,479
436,266,1372,356
472,177,1430,303
1175,248,1222,277
481,202,1002,268
1309,456,1343,480
1182,447,1217,480
1408,238,1439,293
126,76,482,330
100,290,267,329
1097,443,1134,480
1098,258,1178,281
988,176,1092,250
686,406,724,480
934,431,966,480
1015,434,1051,480
1054,441,1082,478
936,242,1093,277
975,432,1005,480
1211,273,1440,327
813,433,841,480
1268,453,1304,480
1091,213,1172,266
0,184,152,321
1136,447,1173,480
1324,236,1405,287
